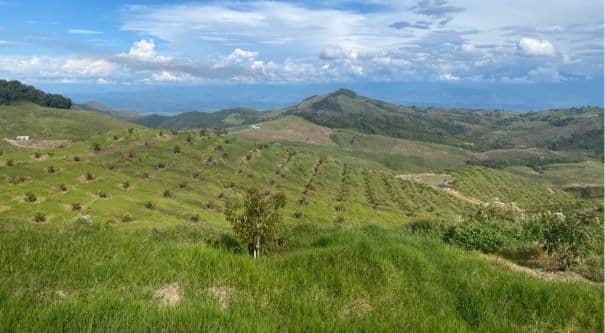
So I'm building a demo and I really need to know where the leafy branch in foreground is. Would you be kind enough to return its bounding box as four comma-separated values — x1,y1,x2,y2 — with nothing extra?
225,188,286,259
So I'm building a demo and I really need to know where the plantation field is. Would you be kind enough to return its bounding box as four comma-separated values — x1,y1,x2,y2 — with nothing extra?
0,121,602,331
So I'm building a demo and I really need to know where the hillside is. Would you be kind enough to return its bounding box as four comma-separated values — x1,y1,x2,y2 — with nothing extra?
135,107,267,130
285,89,604,156
0,102,134,141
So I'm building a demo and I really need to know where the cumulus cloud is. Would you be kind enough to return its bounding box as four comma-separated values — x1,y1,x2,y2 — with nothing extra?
517,37,556,57
119,39,170,63
228,48,258,62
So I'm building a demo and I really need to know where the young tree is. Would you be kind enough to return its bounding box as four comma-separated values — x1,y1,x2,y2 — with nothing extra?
225,188,286,259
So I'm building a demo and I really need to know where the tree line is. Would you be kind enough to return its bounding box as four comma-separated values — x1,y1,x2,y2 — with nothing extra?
0,79,72,109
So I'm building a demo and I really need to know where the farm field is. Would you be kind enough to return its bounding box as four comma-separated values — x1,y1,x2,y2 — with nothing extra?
0,83,603,332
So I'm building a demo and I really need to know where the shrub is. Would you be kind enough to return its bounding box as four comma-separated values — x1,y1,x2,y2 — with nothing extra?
163,190,172,198
186,135,193,143
540,211,592,270
156,162,165,170
8,175,27,184
58,184,68,192
142,172,150,180
173,145,181,154
128,128,134,134
190,214,200,222
121,213,134,223
98,191,107,198
192,172,201,180
113,135,119,141
293,211,303,219
85,172,95,181
34,151,42,158
73,156,80,162
158,130,164,136
6,160,14,167
144,201,155,209
47,166,56,174
222,153,229,159
71,202,82,211
172,130,178,135
24,192,37,202
122,180,131,189
34,212,46,223
92,143,101,152
179,182,188,189
225,188,287,258
107,163,118,171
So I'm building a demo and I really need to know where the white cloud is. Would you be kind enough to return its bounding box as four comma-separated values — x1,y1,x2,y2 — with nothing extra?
119,39,170,62
228,48,258,62
438,73,460,81
527,66,564,82
517,37,556,57
96,78,108,84
68,29,103,35
62,58,119,76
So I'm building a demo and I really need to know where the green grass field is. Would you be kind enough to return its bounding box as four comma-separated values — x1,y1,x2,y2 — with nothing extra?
0,114,603,331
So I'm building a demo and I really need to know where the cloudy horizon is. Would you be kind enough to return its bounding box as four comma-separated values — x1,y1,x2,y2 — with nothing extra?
0,0,603,111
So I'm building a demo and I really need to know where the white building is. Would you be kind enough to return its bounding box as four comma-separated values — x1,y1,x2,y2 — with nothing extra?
15,136,30,141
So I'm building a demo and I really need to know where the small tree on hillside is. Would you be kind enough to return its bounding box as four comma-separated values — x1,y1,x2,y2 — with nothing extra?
225,188,286,259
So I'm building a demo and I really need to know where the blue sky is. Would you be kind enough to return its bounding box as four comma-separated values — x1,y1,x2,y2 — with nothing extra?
0,0,603,110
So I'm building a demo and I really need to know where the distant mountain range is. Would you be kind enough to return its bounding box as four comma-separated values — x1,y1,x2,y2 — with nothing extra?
125,88,603,158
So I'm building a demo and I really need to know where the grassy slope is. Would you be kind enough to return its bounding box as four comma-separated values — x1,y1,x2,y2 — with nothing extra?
0,225,602,332
0,111,602,330
0,102,133,140
505,161,604,188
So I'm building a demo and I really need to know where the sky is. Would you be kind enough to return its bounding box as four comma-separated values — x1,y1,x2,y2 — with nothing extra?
0,0,603,112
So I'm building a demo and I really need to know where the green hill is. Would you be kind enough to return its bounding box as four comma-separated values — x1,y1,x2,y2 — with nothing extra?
0,102,134,141
286,89,604,157
135,107,266,130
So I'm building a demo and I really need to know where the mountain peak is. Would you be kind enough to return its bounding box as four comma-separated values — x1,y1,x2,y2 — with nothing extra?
329,88,357,98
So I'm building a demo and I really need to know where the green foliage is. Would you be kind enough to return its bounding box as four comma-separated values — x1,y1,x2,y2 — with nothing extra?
24,191,37,202
540,211,594,270
225,188,286,257
33,212,46,223
0,79,71,108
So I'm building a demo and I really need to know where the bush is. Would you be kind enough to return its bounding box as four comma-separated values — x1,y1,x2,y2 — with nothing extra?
24,192,37,202
98,191,107,198
92,143,101,152
173,146,181,154
113,135,119,141
156,162,165,170
47,166,55,174
540,211,592,270
142,172,150,180
293,211,303,219
192,172,201,180
144,201,155,209
121,213,134,223
34,151,42,158
85,172,95,180
128,128,134,134
122,180,131,189
186,135,193,143
163,190,172,198
73,156,80,162
34,212,46,223
6,160,14,167
190,214,200,222
179,182,188,189
71,202,82,211
58,184,68,192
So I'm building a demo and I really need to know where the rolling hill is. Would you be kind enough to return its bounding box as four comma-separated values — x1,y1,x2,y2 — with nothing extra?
0,83,603,331
0,102,134,141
